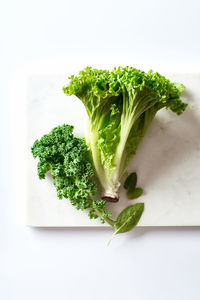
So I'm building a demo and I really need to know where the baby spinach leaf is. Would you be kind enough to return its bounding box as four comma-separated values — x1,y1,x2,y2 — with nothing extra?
115,203,144,234
127,187,143,199
124,172,137,190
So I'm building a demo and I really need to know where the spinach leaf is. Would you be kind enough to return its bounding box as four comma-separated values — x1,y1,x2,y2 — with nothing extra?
127,187,143,199
124,172,137,190
115,203,144,234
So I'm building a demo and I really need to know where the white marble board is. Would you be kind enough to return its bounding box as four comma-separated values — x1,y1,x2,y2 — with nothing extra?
13,68,200,227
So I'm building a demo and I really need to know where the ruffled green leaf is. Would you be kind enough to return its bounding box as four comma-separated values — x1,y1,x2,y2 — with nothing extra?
63,66,187,199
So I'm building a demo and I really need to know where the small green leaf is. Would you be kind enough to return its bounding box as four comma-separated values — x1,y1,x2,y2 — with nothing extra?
124,172,137,190
115,203,144,234
127,187,143,199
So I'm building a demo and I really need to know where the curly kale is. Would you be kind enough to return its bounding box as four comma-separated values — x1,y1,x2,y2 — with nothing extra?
31,124,114,225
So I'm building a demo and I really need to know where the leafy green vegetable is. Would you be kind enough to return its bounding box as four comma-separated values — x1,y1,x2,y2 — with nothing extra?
115,203,144,234
127,187,143,199
124,172,137,189
63,66,187,201
124,172,143,199
31,124,114,224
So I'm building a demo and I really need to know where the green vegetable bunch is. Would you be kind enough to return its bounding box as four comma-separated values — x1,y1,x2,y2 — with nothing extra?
32,66,187,236
63,66,186,201
31,124,113,225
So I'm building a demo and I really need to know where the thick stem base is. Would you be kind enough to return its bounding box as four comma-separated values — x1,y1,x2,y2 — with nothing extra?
102,196,119,202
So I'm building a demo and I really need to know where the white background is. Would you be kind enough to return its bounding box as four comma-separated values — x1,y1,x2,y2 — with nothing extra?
1,0,200,299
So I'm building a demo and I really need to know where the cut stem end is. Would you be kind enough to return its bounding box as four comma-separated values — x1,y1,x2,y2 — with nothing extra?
102,196,119,202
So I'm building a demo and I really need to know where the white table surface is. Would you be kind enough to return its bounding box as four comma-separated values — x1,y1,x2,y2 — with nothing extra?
1,0,200,299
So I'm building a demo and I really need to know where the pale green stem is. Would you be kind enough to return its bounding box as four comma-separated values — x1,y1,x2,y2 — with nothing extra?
95,208,116,227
